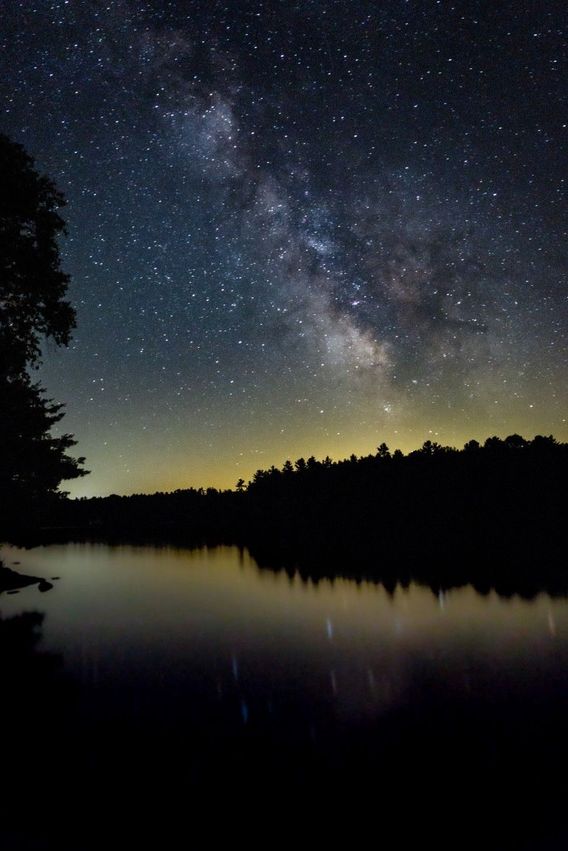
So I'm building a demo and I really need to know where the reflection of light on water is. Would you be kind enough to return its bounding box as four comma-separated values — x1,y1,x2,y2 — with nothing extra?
330,669,337,695
4,543,568,733
548,609,557,637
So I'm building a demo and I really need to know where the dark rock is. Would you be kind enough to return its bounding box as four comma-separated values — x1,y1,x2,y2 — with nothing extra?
0,566,52,594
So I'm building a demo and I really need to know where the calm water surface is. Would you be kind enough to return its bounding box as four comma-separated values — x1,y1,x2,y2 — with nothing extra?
1,543,567,848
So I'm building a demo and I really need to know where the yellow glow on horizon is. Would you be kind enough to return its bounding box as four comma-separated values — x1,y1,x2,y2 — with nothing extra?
66,411,568,498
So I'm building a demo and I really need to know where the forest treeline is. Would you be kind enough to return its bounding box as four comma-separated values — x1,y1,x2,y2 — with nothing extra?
17,433,567,594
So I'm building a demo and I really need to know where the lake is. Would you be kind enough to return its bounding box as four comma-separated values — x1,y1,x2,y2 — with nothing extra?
1,542,567,849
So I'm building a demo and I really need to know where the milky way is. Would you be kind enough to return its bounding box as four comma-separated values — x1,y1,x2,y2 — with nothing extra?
1,1,566,494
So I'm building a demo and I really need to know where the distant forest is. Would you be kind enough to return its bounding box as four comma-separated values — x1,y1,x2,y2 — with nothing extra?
10,433,566,596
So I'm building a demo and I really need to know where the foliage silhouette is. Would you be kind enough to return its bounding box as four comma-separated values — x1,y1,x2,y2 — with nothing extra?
0,134,87,526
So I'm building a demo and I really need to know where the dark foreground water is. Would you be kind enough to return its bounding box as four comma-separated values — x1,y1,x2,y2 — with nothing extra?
1,543,567,849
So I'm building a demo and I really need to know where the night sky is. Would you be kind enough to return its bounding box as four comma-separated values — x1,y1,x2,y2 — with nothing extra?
1,1,566,496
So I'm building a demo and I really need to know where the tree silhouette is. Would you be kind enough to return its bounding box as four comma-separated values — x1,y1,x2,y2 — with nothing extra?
0,134,87,521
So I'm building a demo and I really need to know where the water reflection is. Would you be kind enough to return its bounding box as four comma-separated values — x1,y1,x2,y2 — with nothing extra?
0,543,567,848
249,541,568,600
0,609,76,850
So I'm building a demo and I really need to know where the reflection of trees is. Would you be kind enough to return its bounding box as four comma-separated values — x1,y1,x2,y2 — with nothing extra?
0,610,65,722
0,610,75,849
38,432,567,601
248,543,568,600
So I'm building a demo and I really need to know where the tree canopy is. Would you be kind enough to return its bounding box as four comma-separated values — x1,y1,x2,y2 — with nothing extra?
0,134,87,520
0,134,76,376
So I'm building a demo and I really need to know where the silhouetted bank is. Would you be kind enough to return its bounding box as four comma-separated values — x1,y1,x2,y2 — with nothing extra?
4,434,567,595
0,562,54,594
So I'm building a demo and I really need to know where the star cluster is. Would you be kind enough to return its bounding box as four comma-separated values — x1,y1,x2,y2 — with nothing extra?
1,1,566,495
